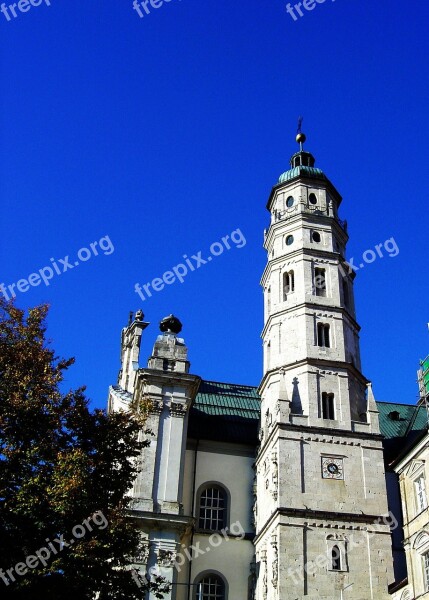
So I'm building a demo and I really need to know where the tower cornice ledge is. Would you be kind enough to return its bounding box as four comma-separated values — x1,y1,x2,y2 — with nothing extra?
260,303,360,337
256,421,384,464
277,421,383,442
264,213,349,250
136,368,201,393
266,175,343,212
254,507,391,545
258,358,369,395
260,248,347,284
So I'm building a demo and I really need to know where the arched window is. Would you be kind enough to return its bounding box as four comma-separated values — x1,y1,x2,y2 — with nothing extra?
309,193,317,205
322,393,335,420
283,270,294,300
317,323,330,348
332,545,341,571
195,574,226,600
198,486,227,531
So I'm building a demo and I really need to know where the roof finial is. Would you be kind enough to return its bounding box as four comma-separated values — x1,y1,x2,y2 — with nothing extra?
296,116,306,151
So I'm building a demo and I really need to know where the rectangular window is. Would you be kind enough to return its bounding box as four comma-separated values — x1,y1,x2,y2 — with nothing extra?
415,476,428,513
424,552,429,591
342,278,349,308
322,393,335,420
314,268,326,297
317,323,330,348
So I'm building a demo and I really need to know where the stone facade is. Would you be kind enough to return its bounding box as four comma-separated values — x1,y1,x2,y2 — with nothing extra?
106,137,413,599
255,139,392,599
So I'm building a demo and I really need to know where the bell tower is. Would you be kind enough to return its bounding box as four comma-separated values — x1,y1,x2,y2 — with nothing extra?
254,131,393,599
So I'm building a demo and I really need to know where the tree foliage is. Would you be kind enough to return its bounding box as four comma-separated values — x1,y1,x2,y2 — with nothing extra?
0,299,169,599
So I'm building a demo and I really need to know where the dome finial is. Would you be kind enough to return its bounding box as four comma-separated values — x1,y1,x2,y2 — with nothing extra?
159,314,182,335
296,115,306,151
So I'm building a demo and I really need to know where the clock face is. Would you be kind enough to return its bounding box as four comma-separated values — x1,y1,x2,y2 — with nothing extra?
322,457,344,480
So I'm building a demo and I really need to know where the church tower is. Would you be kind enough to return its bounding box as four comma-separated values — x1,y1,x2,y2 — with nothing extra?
254,132,393,599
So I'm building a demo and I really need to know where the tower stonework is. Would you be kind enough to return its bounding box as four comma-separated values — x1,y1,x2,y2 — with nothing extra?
254,135,393,599
109,314,201,599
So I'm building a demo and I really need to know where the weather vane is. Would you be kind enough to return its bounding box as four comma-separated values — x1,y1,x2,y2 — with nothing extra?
297,116,303,135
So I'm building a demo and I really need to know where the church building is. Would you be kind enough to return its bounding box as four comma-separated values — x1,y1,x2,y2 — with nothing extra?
108,133,426,600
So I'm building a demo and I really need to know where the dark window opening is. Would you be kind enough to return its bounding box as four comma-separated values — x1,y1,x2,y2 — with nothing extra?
388,411,401,421
343,278,349,308
332,545,341,571
314,268,326,297
322,393,335,420
317,323,330,348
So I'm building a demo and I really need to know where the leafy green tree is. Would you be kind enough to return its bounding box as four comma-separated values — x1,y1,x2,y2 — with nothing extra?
0,299,169,599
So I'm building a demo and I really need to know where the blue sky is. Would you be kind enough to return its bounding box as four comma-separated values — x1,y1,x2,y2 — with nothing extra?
0,0,428,408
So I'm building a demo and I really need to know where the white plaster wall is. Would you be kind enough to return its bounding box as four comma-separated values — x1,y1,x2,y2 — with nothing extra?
179,442,255,599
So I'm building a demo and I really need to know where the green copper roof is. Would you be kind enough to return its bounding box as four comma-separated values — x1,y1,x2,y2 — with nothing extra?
194,380,260,415
278,165,327,184
189,381,427,446
376,401,428,439
188,380,260,444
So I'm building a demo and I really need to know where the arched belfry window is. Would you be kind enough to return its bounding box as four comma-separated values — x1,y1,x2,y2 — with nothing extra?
198,485,228,531
195,574,226,600
283,270,295,300
332,545,341,571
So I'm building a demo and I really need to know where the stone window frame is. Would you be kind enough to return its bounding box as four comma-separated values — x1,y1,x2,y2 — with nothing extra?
309,192,318,206
317,322,331,348
313,266,327,297
321,392,335,420
402,460,427,518
311,229,322,244
282,270,295,300
285,195,295,209
414,473,428,515
326,535,349,573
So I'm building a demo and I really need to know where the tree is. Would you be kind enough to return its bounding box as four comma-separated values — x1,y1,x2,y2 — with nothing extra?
0,299,169,599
